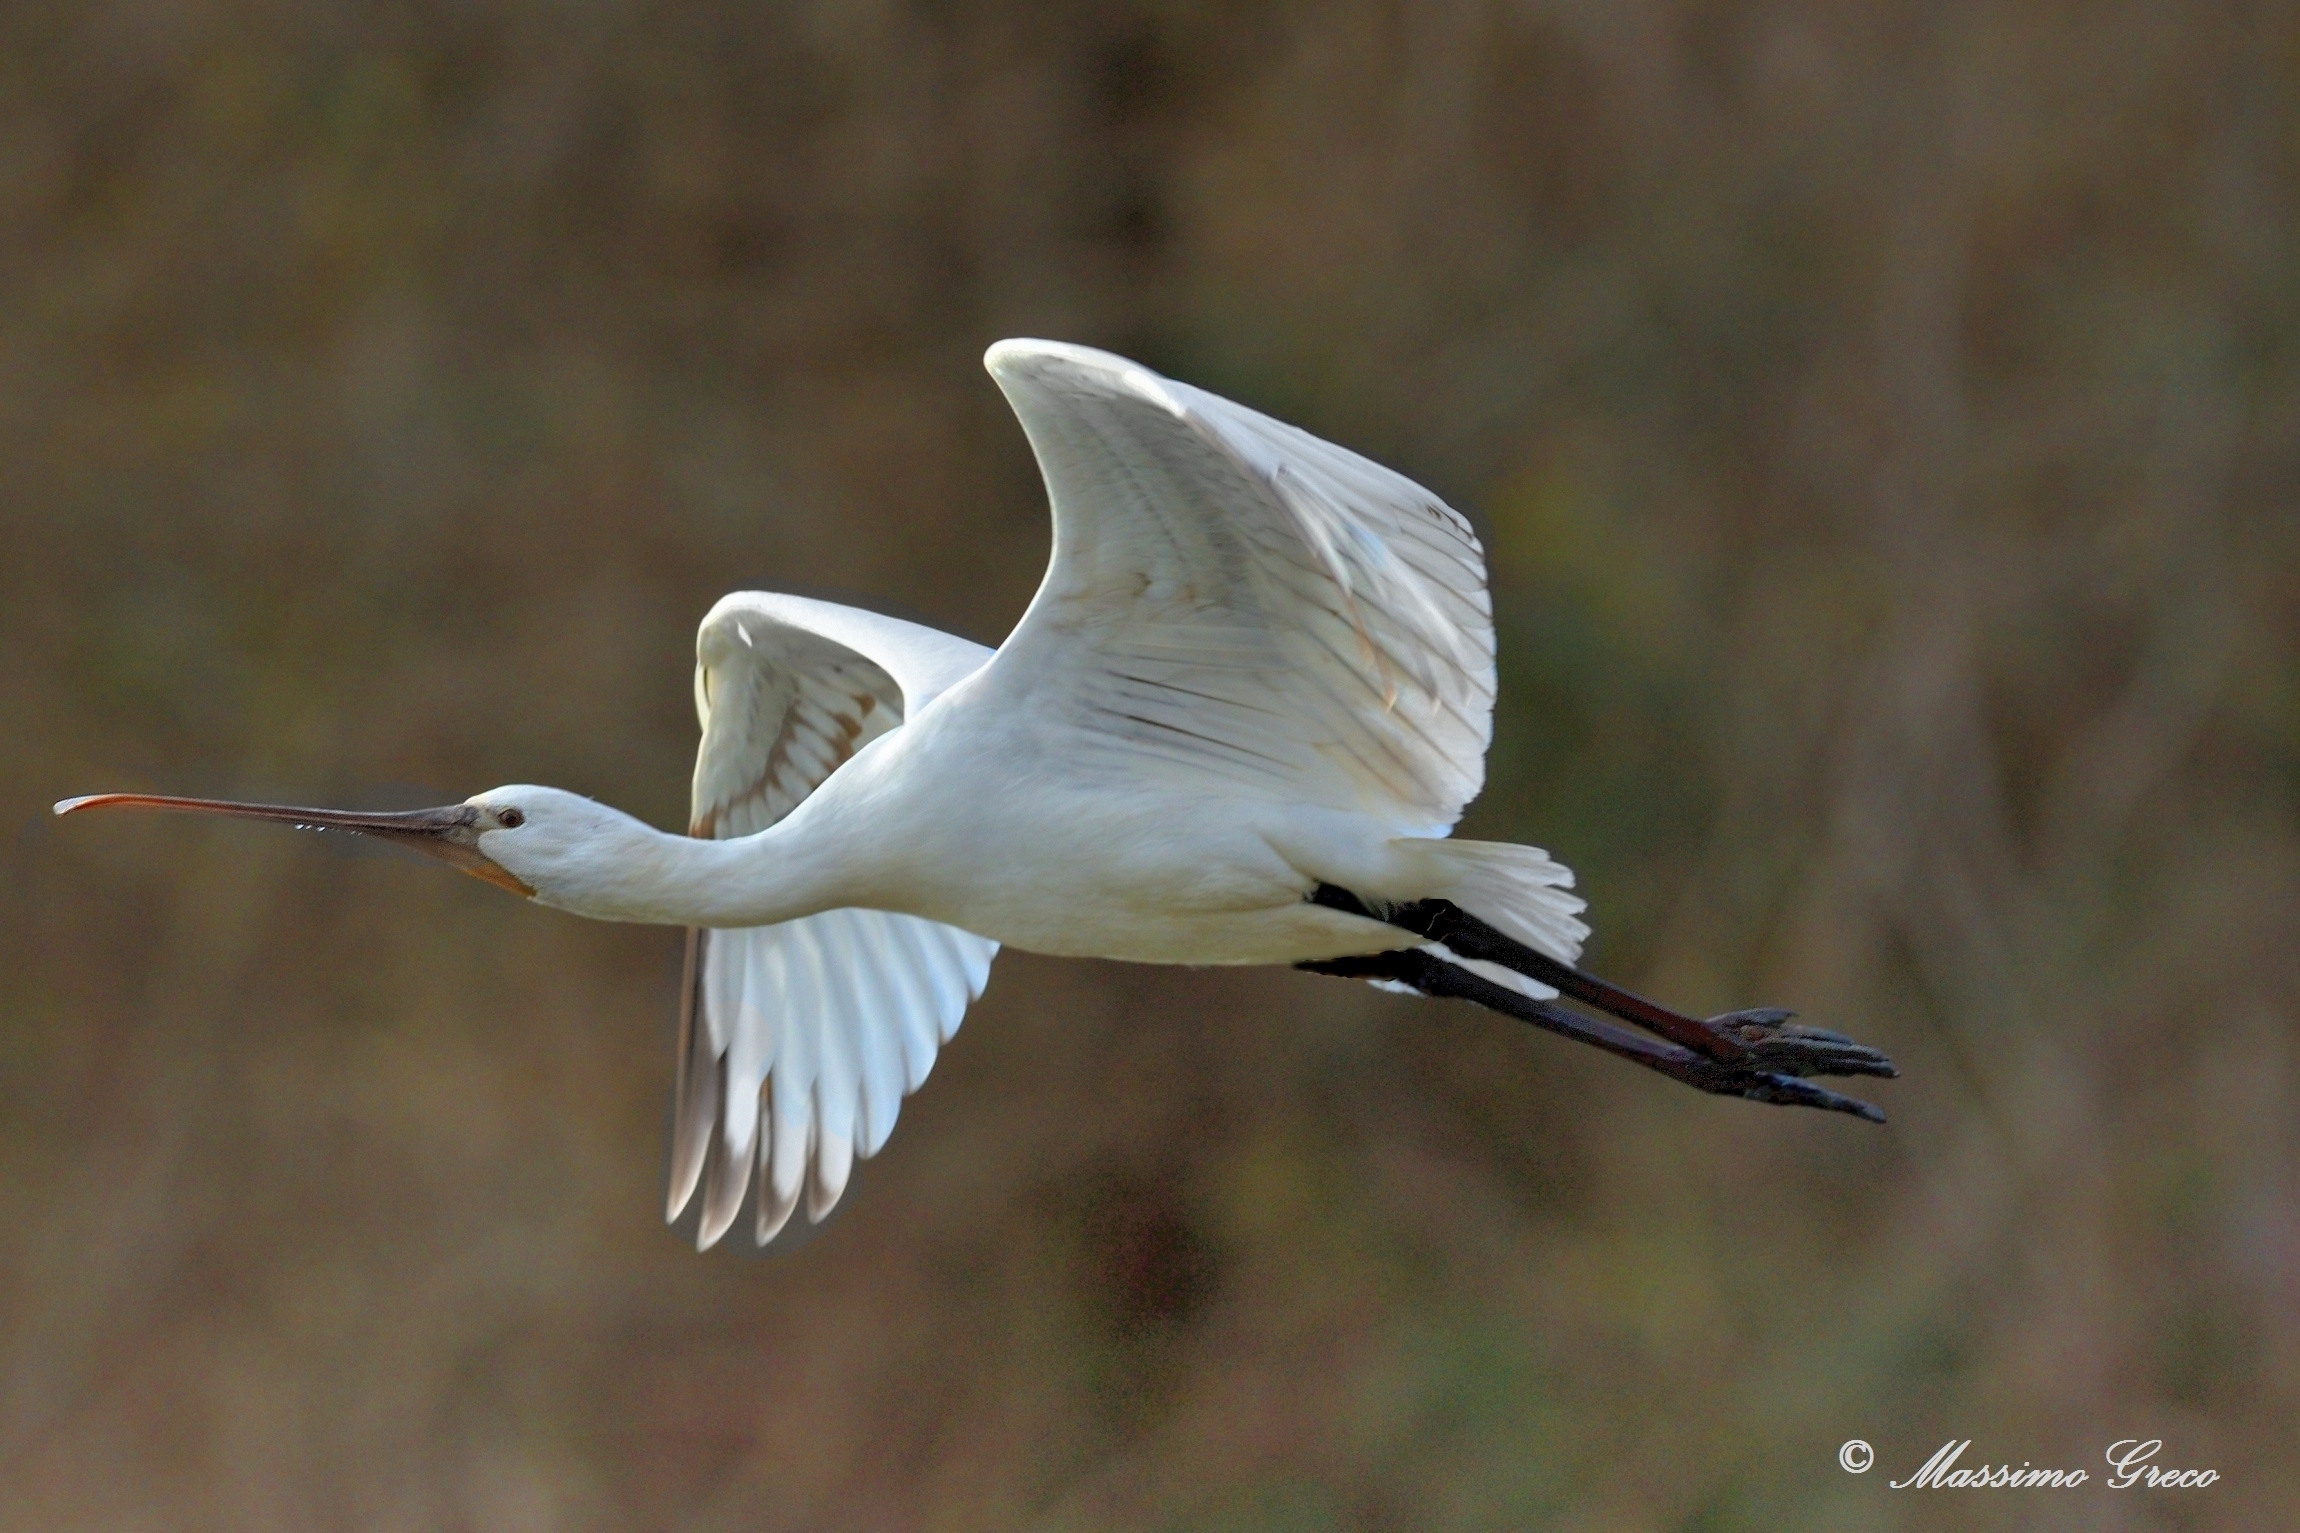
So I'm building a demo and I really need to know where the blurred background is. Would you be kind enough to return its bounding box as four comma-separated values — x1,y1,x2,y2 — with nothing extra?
3,1,2296,1528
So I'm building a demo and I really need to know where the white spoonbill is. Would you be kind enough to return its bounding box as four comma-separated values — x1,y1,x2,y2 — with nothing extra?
58,339,1895,1249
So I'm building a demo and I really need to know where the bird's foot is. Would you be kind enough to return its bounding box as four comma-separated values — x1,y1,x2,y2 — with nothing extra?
1705,1008,1899,1079
1685,1009,1898,1122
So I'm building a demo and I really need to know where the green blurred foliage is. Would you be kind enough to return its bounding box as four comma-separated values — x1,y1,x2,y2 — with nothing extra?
3,1,2296,1529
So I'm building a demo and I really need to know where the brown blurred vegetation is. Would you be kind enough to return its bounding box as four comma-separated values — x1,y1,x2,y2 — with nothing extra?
4,1,2297,1528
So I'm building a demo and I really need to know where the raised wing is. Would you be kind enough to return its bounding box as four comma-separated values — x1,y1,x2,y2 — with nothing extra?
670,593,998,1249
980,340,1496,837
686,592,989,832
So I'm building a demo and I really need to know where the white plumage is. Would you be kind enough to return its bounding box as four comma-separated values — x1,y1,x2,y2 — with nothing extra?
982,342,1498,836
59,339,1896,1254
647,340,1586,1245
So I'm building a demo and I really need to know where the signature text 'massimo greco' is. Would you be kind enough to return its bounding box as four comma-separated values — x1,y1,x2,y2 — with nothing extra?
1887,1438,2217,1490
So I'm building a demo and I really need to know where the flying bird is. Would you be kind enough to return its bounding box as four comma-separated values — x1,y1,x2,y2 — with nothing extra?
58,339,1896,1250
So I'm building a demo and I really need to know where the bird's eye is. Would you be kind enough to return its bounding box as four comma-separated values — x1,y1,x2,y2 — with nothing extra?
497,808,525,829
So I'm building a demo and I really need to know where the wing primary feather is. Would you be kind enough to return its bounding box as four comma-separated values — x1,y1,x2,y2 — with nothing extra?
845,921,907,1157
694,1053,749,1250
922,925,976,1040
756,1170,801,1245
825,912,879,1156
880,919,946,1092
809,919,861,1154
754,1089,802,1244
718,929,767,1159
666,927,715,1222
768,1065,810,1212
809,1076,855,1223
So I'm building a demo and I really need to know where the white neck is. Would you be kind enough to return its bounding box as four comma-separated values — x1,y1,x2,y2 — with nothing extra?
533,812,861,928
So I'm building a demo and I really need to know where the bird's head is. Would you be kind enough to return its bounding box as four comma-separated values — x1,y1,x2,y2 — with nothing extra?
456,785,680,917
53,783,672,918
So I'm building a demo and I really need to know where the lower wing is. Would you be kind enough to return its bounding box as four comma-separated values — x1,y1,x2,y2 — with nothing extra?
668,908,999,1249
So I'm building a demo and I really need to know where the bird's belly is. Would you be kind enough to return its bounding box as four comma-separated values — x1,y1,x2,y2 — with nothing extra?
1001,898,1408,966
871,784,1404,966
819,706,1418,967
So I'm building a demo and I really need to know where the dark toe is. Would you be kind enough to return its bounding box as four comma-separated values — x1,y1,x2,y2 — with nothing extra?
1707,1008,1898,1080
1703,1066,1889,1123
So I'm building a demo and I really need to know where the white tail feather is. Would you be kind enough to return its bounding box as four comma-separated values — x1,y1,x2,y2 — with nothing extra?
1390,837,1590,969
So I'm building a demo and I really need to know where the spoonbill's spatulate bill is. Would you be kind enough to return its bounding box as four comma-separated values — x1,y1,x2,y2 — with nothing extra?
58,339,1896,1250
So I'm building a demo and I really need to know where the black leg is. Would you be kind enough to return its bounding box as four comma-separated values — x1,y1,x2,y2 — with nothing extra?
1308,884,1897,1083
1301,949,1890,1122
